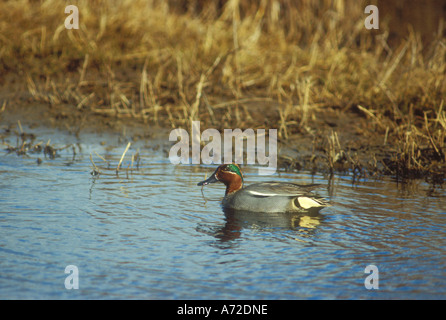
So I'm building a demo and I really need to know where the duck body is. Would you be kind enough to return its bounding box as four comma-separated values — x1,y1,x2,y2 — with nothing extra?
198,164,328,213
223,181,328,212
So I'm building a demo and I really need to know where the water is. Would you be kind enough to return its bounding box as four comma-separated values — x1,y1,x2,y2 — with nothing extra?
1,128,445,299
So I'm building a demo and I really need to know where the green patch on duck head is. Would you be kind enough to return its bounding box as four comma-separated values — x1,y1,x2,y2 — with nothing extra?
223,164,243,182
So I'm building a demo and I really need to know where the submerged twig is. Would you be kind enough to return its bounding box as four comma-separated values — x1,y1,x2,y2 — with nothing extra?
200,172,208,204
116,142,131,174
89,153,100,176
17,120,23,134
94,151,110,168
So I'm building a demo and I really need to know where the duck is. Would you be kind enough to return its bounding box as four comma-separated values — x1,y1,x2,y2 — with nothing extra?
197,164,329,213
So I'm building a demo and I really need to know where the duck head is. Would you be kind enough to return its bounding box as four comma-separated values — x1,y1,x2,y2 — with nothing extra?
197,164,244,195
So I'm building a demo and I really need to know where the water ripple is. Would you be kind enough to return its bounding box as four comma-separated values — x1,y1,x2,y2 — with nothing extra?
1,138,445,299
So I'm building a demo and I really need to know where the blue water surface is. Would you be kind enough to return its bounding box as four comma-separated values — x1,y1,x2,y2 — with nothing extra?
1,128,445,299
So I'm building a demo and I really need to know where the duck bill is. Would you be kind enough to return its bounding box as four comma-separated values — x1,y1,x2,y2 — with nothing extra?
197,172,219,186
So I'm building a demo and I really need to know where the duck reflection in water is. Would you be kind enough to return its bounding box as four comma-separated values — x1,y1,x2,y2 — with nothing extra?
211,207,324,242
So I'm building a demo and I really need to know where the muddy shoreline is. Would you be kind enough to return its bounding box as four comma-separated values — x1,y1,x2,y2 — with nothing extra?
1,76,444,187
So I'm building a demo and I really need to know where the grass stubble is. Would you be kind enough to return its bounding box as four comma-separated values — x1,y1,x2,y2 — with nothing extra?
0,0,445,183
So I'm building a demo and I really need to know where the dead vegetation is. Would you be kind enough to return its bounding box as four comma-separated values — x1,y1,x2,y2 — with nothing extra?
1,121,70,162
0,0,445,181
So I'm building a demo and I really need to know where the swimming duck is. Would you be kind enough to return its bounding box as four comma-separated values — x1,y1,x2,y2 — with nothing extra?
197,164,329,213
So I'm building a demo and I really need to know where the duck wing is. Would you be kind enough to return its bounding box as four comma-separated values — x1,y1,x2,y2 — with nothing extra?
243,182,321,198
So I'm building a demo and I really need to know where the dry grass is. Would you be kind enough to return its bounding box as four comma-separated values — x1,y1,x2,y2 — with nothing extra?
1,0,445,179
